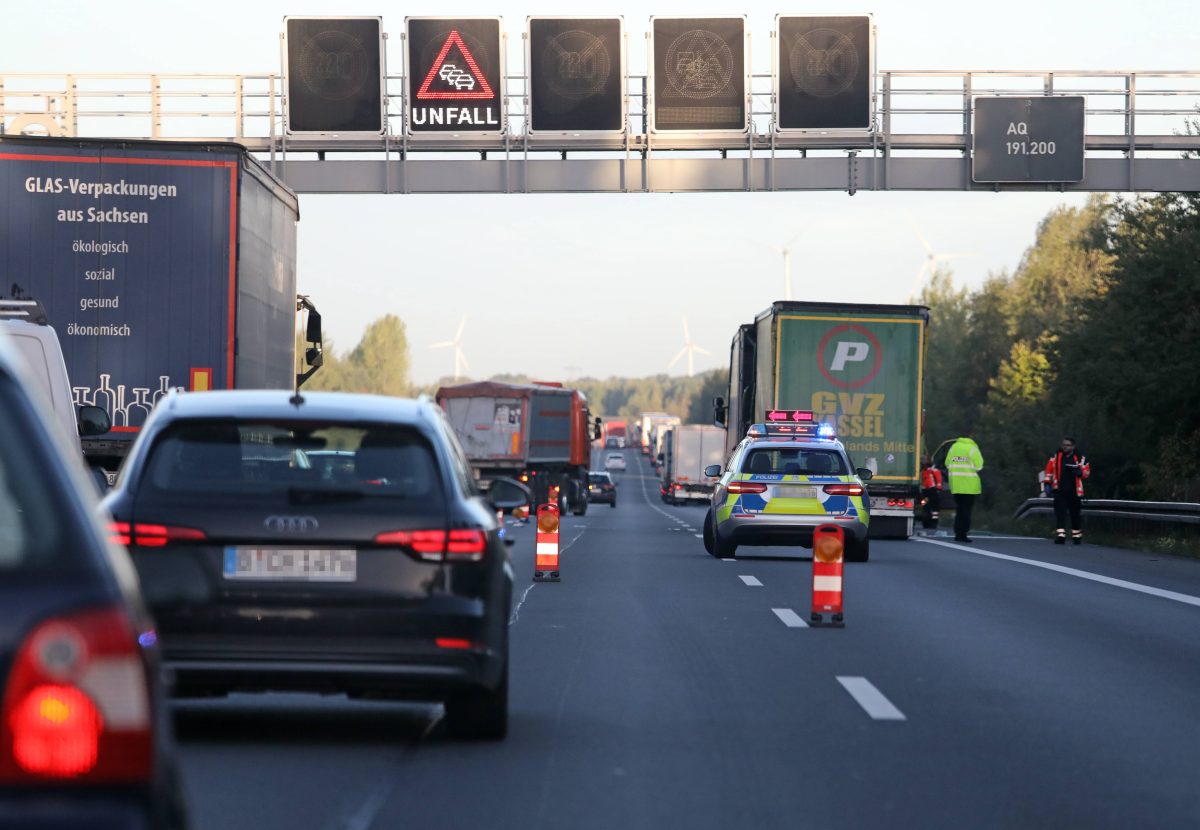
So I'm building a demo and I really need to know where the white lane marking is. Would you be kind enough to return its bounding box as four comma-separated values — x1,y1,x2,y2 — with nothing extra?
916,538,1200,610
509,582,538,626
772,608,809,628
694,533,704,538
720,558,736,562
739,575,763,587
837,676,907,721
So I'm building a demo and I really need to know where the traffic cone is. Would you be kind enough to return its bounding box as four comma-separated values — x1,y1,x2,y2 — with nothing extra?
534,503,561,582
810,523,844,627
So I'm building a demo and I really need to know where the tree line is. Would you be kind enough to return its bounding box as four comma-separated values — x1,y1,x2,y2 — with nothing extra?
920,190,1200,509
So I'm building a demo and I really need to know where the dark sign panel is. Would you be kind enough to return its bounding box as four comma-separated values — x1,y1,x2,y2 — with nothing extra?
973,96,1085,183
284,17,384,135
407,17,504,134
651,17,746,133
528,17,624,134
776,15,872,131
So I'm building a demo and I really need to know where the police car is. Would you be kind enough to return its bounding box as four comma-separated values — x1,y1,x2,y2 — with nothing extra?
702,411,873,562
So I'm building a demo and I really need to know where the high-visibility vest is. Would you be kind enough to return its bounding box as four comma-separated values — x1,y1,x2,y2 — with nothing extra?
1045,451,1090,497
946,438,984,495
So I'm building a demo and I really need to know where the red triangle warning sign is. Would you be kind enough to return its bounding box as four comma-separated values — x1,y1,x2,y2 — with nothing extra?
416,30,495,100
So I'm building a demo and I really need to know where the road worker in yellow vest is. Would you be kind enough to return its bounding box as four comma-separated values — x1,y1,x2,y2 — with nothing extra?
946,435,984,543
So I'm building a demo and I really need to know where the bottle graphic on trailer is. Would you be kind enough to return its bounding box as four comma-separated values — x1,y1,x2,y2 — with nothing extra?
91,374,117,425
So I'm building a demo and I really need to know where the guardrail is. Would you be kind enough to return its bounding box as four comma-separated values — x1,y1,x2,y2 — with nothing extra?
1013,498,1200,538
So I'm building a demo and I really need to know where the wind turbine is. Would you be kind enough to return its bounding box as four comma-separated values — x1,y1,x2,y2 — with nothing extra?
908,219,972,301
430,316,470,381
761,225,816,301
668,315,710,378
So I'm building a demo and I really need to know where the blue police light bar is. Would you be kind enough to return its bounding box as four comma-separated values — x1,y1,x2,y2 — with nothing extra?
766,409,815,423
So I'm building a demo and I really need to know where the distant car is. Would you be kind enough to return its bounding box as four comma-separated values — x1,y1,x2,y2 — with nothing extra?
0,330,186,828
704,418,872,562
604,452,627,471
101,390,531,741
604,437,620,449
587,471,617,507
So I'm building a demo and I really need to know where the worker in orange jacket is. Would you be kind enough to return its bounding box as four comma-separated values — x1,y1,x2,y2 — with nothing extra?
919,456,943,534
1045,437,1091,544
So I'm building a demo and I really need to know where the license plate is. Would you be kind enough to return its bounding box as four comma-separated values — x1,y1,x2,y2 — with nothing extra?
775,486,817,499
223,547,356,582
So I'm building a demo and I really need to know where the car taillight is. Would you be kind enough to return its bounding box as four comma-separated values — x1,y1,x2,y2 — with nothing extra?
108,521,206,548
823,484,865,497
373,529,487,562
0,606,153,784
727,482,768,494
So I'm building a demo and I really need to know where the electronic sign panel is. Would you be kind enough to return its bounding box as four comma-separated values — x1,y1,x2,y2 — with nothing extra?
528,17,624,134
973,96,1085,183
406,17,504,134
284,17,385,135
650,16,747,133
775,15,873,131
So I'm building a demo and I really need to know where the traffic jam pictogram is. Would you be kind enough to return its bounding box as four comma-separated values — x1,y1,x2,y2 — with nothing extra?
407,18,503,132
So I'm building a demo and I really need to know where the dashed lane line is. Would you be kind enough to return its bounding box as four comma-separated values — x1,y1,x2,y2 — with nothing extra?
915,537,1200,610
739,575,763,587
837,676,907,721
772,608,809,628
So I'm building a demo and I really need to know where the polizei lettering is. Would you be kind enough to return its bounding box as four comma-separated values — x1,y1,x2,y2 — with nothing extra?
410,106,500,126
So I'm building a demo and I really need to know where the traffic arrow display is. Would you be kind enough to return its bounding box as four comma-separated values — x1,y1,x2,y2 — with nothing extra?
766,409,814,422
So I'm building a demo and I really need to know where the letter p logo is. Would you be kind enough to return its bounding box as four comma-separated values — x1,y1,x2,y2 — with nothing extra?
829,341,870,372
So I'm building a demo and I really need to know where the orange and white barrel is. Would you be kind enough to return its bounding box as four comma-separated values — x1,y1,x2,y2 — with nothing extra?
534,503,561,582
811,524,844,624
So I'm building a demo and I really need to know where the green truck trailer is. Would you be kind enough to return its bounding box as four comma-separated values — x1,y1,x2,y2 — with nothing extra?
719,301,930,539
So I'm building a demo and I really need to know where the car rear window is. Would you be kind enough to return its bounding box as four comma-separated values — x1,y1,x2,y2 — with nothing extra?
0,380,63,571
588,473,611,484
141,420,445,507
742,448,847,476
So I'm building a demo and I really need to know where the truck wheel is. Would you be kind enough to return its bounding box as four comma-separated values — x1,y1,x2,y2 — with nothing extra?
573,498,588,517
846,536,870,563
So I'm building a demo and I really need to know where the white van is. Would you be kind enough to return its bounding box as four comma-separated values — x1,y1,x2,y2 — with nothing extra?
0,298,110,450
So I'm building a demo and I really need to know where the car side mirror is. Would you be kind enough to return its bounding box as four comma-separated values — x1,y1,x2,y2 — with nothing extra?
77,405,111,437
856,467,874,481
488,476,532,513
704,464,722,477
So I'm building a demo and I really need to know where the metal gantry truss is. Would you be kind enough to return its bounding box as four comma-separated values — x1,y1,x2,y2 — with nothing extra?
1,68,1198,193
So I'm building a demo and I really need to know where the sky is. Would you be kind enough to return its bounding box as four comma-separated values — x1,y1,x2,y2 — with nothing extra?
4,0,1198,383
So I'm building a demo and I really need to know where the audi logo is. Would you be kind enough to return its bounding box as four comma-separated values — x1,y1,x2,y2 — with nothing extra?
263,515,319,534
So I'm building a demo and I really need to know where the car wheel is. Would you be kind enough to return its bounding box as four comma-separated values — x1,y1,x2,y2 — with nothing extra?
712,514,736,558
573,498,588,517
445,662,508,741
702,511,716,556
846,535,870,563
610,500,617,509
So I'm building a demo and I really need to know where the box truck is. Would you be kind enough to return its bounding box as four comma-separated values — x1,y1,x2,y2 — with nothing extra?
660,424,726,504
0,136,320,473
718,301,929,539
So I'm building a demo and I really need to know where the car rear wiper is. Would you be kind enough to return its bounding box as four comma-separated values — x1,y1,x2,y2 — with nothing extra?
287,486,368,505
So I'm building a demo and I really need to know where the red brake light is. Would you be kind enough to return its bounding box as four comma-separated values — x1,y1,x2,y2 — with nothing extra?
727,482,768,494
110,522,206,548
823,484,865,497
0,607,153,784
108,522,131,546
435,638,475,650
373,529,487,562
446,529,487,562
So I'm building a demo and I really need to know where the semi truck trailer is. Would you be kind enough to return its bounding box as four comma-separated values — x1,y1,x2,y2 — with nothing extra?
660,424,726,504
0,135,319,473
718,301,930,539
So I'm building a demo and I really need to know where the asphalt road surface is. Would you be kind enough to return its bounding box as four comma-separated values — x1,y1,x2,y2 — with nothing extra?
174,448,1200,829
